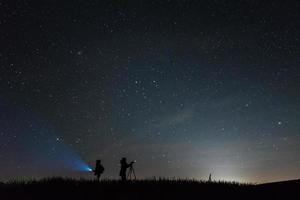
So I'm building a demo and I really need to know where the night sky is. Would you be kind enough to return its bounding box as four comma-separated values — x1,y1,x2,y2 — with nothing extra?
1,0,300,183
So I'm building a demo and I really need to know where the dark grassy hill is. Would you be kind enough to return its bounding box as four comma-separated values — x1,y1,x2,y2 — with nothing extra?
0,178,298,200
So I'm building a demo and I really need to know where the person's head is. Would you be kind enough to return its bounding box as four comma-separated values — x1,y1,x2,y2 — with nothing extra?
121,157,127,163
96,160,101,165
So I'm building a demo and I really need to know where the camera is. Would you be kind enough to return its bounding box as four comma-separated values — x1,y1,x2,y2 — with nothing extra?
130,160,136,165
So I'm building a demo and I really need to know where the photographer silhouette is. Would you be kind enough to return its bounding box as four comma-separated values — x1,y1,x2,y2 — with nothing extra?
94,160,104,181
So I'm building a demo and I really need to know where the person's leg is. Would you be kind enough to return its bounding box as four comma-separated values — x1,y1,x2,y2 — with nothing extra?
121,174,126,181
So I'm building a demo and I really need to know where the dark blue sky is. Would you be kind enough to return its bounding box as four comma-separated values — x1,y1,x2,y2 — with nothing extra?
1,0,300,182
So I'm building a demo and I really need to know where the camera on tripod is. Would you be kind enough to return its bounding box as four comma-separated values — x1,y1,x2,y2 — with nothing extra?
127,160,136,180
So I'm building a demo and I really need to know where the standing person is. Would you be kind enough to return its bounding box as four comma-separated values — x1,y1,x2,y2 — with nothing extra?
94,160,104,181
119,157,134,181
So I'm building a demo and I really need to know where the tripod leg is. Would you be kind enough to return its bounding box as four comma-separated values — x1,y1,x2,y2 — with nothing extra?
130,169,132,179
132,167,136,179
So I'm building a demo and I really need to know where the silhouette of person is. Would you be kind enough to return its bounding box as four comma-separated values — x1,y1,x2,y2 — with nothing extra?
94,160,104,181
119,157,134,181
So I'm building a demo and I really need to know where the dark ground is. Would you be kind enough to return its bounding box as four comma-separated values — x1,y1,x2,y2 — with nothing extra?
0,178,299,200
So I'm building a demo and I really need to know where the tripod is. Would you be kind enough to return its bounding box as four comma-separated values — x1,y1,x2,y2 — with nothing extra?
127,164,136,180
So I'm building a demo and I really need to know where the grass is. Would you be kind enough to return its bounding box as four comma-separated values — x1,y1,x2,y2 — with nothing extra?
0,177,298,199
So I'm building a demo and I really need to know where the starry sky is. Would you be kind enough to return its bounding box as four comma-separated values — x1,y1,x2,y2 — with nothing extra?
1,0,300,183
